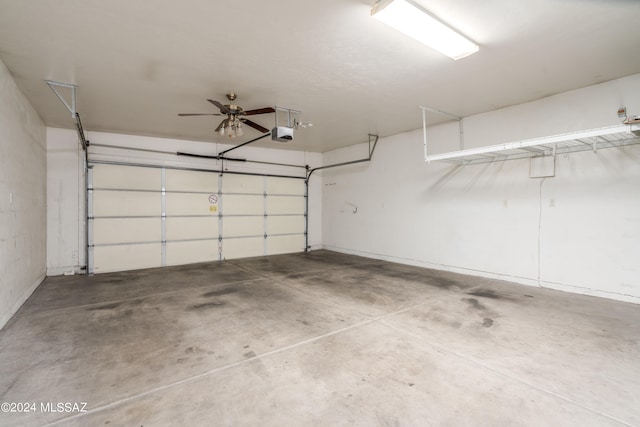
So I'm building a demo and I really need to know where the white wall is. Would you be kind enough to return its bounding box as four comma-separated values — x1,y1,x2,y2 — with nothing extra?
46,128,323,274
0,58,47,330
47,128,84,275
322,74,640,303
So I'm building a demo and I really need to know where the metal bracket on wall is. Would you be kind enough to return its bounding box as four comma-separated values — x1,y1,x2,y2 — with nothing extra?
303,133,379,252
45,80,89,151
305,133,379,182
419,105,465,160
45,80,77,117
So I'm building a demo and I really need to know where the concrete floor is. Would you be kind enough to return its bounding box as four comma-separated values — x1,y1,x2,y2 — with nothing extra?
1,250,639,426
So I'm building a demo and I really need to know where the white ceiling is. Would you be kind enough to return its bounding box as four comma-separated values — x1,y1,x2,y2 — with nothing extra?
1,0,639,152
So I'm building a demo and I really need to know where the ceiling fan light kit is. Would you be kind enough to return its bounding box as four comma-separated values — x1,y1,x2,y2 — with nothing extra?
371,0,479,60
218,118,244,138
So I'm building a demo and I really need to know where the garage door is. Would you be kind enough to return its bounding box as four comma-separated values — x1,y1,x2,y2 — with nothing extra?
89,163,306,273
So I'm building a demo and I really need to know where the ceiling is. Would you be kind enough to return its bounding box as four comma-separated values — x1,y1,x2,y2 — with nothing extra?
1,0,639,153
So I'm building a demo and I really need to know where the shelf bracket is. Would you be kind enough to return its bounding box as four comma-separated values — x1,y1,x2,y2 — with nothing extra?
420,105,463,162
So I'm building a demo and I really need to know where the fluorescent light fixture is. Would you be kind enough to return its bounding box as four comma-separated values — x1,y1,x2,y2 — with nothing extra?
371,0,479,60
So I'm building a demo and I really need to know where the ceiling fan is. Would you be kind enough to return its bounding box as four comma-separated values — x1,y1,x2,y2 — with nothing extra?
178,92,275,138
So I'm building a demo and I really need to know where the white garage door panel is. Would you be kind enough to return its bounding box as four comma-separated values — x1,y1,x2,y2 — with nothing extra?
94,218,161,244
223,217,263,237
166,241,217,266
223,237,263,259
94,191,160,217
267,216,305,235
165,169,217,192
223,195,263,215
90,164,306,272
268,235,304,255
267,178,304,195
222,174,263,193
166,193,217,216
267,196,305,215
166,217,218,240
93,165,160,190
94,243,161,273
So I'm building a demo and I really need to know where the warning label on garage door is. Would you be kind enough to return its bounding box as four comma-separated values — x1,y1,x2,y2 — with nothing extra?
208,194,218,212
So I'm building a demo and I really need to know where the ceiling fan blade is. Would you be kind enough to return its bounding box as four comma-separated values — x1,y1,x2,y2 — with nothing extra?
243,107,276,116
207,99,232,114
215,119,227,132
178,113,223,116
241,119,269,134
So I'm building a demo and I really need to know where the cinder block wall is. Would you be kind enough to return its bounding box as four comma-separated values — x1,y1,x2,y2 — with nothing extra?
0,57,47,329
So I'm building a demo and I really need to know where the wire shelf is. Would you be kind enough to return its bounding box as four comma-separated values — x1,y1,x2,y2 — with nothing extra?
425,123,640,165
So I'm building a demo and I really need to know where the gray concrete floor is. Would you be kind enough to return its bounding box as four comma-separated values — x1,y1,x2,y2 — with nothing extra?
1,250,639,426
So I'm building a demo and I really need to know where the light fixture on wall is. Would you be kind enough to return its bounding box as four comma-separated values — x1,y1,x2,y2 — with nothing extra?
371,0,479,60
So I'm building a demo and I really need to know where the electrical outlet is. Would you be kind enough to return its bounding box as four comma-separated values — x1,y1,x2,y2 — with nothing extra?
72,251,78,259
